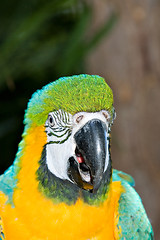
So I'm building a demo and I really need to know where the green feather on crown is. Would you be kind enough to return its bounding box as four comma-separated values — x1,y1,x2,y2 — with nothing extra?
25,74,114,126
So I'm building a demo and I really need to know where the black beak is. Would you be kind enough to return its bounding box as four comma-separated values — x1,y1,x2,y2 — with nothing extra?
68,119,108,193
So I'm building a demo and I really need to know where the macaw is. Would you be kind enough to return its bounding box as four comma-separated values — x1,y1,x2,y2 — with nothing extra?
0,74,153,240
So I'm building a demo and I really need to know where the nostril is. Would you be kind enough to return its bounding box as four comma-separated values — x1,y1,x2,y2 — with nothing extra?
76,115,84,123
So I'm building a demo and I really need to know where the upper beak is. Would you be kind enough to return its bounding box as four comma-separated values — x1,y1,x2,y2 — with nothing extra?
73,119,108,192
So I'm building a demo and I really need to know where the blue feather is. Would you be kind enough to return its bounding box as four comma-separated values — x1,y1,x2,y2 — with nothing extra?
113,169,154,239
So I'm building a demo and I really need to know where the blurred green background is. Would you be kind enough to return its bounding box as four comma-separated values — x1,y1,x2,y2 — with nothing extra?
0,0,117,172
0,0,160,238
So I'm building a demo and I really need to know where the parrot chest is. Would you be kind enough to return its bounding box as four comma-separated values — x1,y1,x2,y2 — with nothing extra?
1,181,122,240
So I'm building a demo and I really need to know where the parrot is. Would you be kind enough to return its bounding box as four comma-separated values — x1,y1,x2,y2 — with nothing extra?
0,74,154,240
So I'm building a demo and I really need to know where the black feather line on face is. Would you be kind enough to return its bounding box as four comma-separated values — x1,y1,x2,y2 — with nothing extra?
47,129,71,138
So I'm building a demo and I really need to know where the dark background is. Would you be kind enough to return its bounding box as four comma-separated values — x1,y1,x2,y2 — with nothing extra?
0,0,159,238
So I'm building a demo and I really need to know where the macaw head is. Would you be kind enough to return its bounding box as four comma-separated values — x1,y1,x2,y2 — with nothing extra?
24,74,115,200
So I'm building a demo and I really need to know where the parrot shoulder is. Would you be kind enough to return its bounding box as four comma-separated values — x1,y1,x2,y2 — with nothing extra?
0,165,17,205
113,169,154,240
112,169,135,186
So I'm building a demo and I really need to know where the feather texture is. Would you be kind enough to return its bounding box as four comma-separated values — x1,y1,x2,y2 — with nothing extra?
0,75,154,239
113,170,154,239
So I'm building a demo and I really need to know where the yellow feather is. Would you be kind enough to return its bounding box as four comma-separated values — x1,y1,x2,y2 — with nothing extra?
0,126,123,239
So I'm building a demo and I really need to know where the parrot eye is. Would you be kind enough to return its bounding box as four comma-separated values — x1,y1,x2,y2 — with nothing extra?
48,114,55,127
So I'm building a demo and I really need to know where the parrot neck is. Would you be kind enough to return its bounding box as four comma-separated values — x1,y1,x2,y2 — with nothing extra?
37,145,112,206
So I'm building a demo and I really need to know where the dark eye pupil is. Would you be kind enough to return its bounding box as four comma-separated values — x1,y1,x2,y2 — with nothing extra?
48,115,54,127
49,117,53,123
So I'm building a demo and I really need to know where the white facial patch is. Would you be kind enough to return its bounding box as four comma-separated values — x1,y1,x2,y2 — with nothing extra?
45,110,74,180
46,135,75,180
45,109,111,181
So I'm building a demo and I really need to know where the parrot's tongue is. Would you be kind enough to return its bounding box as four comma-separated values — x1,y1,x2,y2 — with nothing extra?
76,151,84,164
75,147,92,183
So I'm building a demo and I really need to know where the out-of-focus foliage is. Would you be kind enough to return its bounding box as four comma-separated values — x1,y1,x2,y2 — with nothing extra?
0,0,117,173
